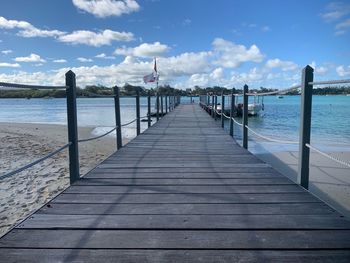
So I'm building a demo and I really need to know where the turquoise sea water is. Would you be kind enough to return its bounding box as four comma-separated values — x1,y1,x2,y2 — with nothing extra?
0,95,349,149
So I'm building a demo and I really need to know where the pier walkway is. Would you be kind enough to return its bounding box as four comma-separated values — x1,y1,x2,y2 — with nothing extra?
1,103,350,262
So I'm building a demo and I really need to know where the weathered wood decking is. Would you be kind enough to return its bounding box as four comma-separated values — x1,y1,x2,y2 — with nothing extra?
1,104,350,262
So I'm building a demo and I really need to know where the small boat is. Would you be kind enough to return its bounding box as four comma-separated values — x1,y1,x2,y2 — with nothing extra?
277,95,284,99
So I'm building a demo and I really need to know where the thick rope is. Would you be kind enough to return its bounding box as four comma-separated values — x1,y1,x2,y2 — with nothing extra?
245,125,299,144
78,126,118,143
305,143,350,168
246,85,301,96
309,79,350,86
0,82,67,90
0,143,71,180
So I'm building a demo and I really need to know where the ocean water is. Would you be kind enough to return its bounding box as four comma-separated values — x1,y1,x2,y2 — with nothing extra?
0,95,349,149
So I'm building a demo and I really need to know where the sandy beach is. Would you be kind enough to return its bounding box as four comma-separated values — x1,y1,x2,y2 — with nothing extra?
253,144,350,218
0,123,125,237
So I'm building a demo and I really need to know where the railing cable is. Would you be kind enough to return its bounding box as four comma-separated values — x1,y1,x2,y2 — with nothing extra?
0,82,67,90
78,126,118,143
309,79,350,86
246,85,301,96
0,143,71,180
245,125,299,144
305,143,350,168
222,113,243,127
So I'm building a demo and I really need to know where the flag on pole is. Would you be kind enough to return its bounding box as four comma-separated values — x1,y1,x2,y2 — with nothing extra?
143,58,159,84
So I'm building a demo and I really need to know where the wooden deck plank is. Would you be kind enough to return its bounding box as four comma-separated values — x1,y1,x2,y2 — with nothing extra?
1,249,349,263
1,230,350,249
37,203,337,216
18,214,350,229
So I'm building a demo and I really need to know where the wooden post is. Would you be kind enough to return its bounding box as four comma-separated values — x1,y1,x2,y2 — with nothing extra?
221,91,225,128
161,95,164,116
136,88,140,136
243,84,248,149
207,94,210,107
65,70,80,184
165,95,168,114
113,86,122,149
230,91,235,137
211,95,214,117
298,65,314,189
214,95,217,120
147,91,151,128
156,93,160,121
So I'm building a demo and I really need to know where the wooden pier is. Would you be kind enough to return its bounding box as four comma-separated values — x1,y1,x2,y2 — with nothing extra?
1,103,350,262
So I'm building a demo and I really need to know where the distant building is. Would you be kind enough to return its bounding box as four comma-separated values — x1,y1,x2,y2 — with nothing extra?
186,88,192,94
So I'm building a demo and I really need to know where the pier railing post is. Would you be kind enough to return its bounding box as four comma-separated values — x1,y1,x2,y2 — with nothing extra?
214,94,218,120
230,91,235,137
221,91,225,128
136,88,140,136
65,70,80,184
113,86,122,149
147,91,151,128
161,95,164,116
156,93,160,121
165,95,168,114
243,84,248,149
298,65,314,189
211,95,214,118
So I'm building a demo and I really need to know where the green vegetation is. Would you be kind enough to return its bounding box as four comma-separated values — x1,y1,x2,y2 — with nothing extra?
0,84,349,98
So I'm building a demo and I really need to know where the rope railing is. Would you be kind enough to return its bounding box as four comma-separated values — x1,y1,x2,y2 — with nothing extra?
245,125,299,144
78,126,118,143
246,85,301,96
222,113,243,127
306,143,350,168
0,82,67,90
309,79,350,86
0,143,71,180
121,118,137,127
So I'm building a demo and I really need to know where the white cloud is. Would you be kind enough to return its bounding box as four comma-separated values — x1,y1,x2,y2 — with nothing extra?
59,29,134,46
53,59,67,63
114,42,169,57
336,65,350,77
0,62,20,68
77,57,93,62
210,67,224,80
212,38,264,68
1,50,13,55
95,53,115,59
335,18,350,35
0,16,65,38
321,2,350,22
14,53,45,63
18,28,65,38
72,0,140,18
0,16,31,29
265,59,298,72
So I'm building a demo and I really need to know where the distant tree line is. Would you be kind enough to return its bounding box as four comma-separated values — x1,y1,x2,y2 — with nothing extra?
0,84,349,98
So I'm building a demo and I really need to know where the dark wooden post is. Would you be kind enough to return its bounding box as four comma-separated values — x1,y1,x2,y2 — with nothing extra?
165,95,168,114
65,70,80,184
147,91,151,127
243,84,248,149
161,95,164,116
230,91,235,137
190,95,192,103
211,95,214,117
214,95,218,120
207,94,210,107
298,65,314,189
156,93,160,121
136,88,140,136
113,86,122,149
221,91,225,128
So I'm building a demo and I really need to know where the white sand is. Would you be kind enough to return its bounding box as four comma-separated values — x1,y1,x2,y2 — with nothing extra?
254,146,350,218
0,123,128,237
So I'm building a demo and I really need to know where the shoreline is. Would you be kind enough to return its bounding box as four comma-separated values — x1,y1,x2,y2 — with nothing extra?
0,122,128,237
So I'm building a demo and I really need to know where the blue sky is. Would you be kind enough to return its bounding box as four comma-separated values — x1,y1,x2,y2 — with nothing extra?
0,0,349,89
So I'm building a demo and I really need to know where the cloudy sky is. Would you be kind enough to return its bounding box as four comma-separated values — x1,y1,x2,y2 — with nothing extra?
0,0,349,89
